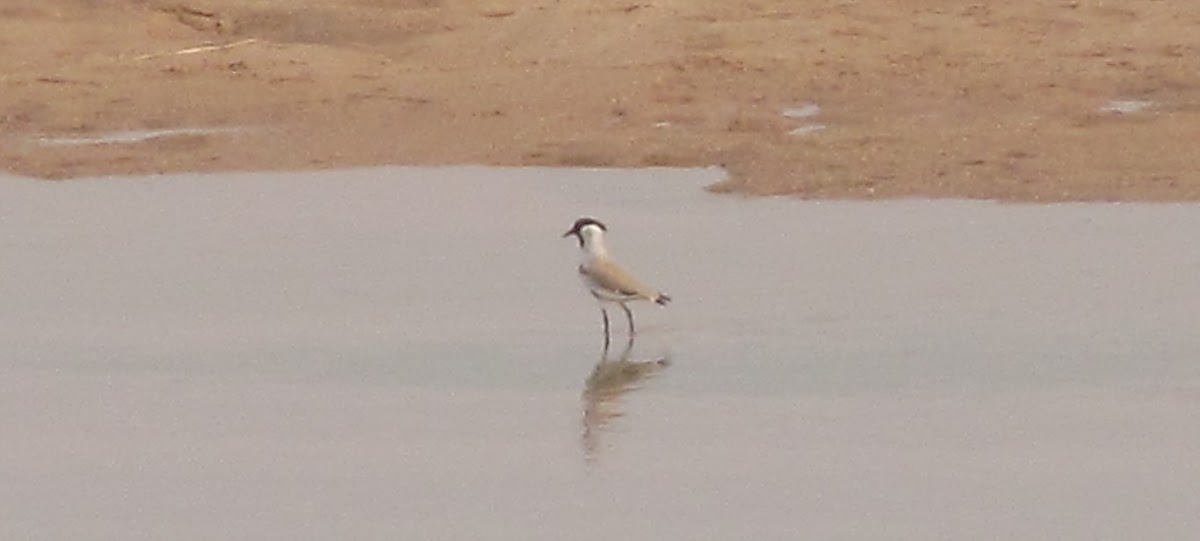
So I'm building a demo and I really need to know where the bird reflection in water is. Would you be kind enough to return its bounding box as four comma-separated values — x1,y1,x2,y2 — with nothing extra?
581,336,671,463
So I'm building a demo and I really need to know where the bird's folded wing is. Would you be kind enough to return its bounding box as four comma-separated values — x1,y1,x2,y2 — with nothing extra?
584,259,657,298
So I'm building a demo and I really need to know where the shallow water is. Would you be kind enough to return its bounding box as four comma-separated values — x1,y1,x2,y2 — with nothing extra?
2,167,1199,539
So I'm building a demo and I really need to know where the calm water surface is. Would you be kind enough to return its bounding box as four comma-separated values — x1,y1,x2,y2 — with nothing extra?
2,167,1198,540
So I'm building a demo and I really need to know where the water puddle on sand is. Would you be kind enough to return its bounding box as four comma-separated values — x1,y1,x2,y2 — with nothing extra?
2,167,1200,539
783,103,827,135
1100,99,1154,114
33,126,246,146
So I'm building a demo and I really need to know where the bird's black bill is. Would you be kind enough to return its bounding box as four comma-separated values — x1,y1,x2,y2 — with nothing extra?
564,229,584,247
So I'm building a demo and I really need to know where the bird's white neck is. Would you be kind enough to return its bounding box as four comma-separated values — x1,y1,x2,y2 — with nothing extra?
579,224,609,258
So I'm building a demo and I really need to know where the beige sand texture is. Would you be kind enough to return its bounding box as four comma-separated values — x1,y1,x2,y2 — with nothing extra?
2,0,1198,200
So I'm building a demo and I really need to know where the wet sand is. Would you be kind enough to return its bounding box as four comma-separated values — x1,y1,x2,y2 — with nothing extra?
3,167,1200,538
2,0,1199,200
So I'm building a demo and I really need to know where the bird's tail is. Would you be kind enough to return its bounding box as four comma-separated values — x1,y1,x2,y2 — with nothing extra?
654,293,672,306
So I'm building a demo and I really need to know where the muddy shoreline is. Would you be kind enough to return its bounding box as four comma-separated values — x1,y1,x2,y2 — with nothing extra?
2,0,1198,200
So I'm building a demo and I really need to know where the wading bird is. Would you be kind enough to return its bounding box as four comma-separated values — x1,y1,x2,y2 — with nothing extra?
563,217,670,347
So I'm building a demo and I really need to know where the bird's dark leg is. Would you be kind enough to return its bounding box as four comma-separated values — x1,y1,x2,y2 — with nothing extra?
600,306,611,351
620,303,635,335
622,327,635,354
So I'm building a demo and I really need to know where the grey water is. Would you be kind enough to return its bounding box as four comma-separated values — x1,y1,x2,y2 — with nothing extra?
2,166,1198,540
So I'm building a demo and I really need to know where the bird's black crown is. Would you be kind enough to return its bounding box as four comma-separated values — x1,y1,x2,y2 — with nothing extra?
563,217,607,236
562,217,606,246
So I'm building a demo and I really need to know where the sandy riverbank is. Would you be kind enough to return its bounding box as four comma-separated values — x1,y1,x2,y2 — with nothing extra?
2,0,1198,200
